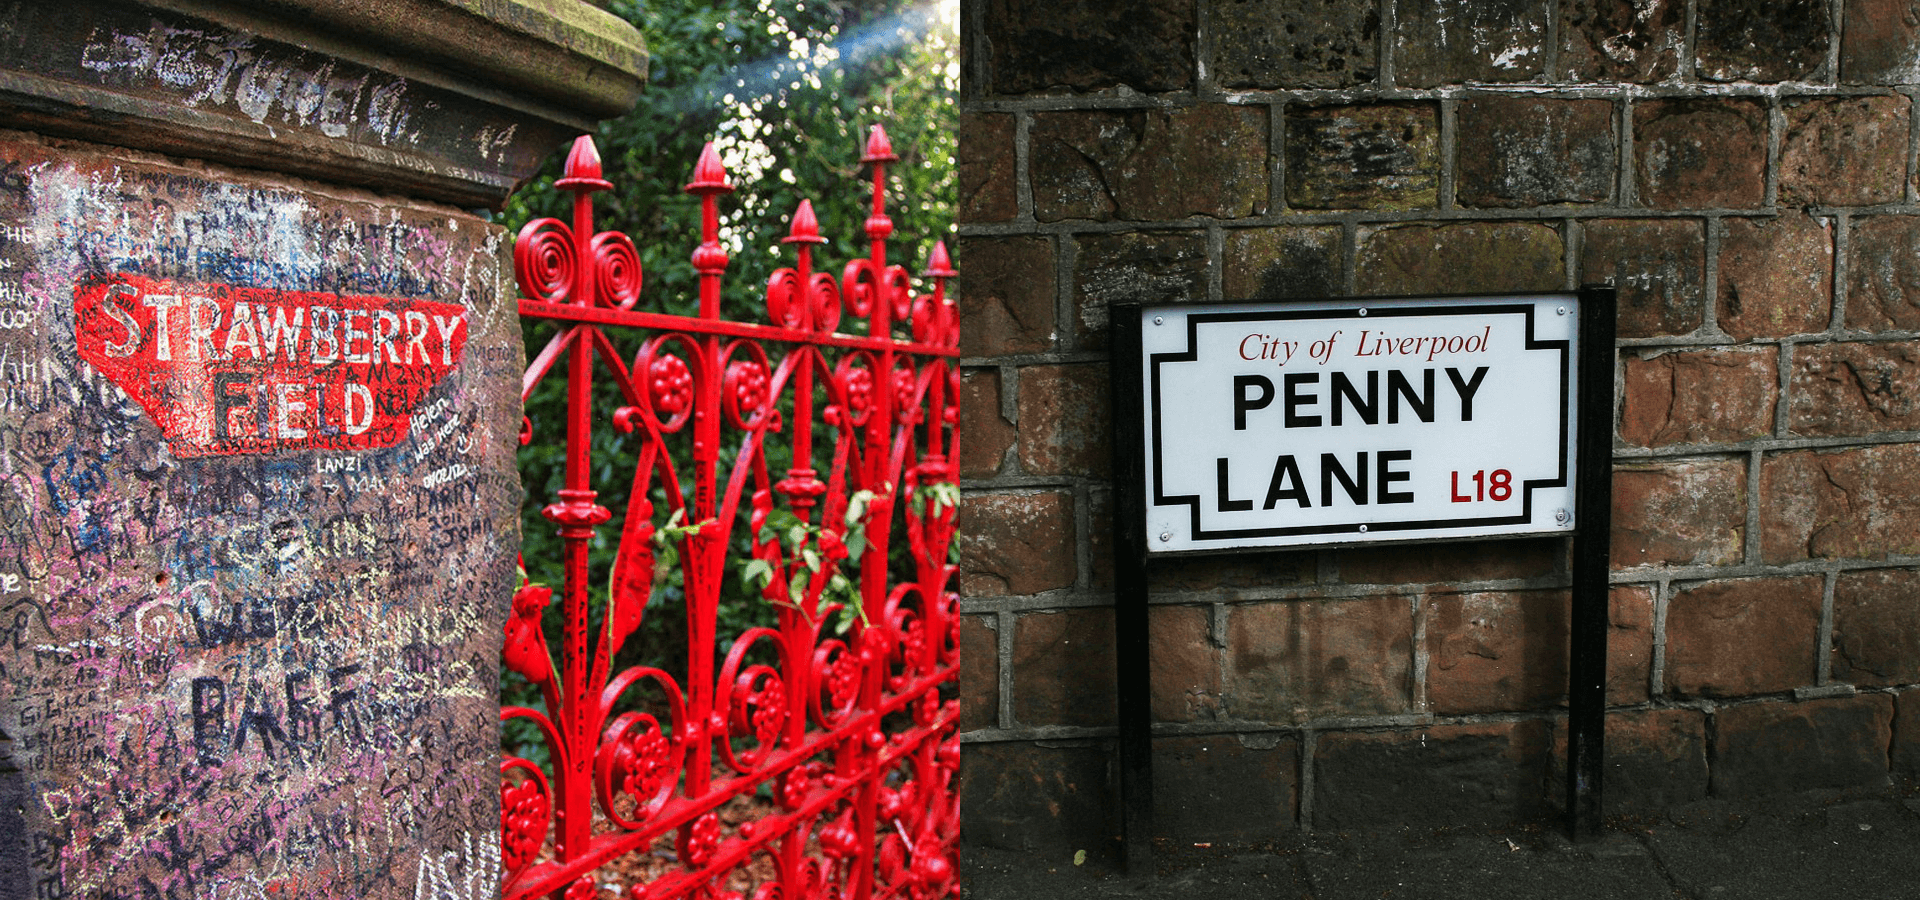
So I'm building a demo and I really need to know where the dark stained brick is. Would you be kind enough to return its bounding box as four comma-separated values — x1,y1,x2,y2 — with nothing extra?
1844,217,1920,331
1207,0,1379,89
1559,0,1686,83
1664,576,1822,698
1314,722,1551,828
1695,0,1831,83
1633,99,1768,209
1285,103,1438,210
1456,95,1615,208
981,0,1196,95
1355,222,1562,295
1222,226,1341,300
1071,230,1208,349
1713,696,1893,798
1579,218,1707,338
1841,0,1920,84
1154,735,1298,841
1393,0,1549,86
1031,106,1268,223
956,236,1056,358
958,112,1017,224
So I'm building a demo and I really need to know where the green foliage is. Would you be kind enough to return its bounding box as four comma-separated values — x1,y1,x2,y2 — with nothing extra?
500,0,955,759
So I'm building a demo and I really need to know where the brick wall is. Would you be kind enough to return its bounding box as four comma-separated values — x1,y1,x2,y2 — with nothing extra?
958,0,1920,850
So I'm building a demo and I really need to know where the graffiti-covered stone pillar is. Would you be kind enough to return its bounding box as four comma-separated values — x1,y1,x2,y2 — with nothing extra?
0,2,645,897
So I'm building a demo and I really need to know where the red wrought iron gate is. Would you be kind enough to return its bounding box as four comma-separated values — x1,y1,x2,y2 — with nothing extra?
497,129,960,899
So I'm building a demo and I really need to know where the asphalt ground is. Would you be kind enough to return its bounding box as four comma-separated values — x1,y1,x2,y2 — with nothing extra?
961,788,1920,899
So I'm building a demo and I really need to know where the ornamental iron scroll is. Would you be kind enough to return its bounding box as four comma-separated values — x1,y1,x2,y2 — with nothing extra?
501,129,960,900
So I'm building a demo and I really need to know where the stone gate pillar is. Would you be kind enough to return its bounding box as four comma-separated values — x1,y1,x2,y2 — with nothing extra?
0,2,645,897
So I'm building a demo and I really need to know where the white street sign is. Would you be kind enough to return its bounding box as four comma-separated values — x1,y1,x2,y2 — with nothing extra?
1141,296,1580,553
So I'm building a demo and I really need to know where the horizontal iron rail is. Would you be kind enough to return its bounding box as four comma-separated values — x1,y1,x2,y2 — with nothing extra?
519,299,960,357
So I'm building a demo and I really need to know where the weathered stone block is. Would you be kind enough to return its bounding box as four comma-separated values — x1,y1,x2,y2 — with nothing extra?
961,740,1116,852
1551,708,1709,811
1761,445,1920,562
1841,0,1920,83
1012,608,1116,726
1718,215,1833,339
961,615,1001,732
1609,585,1656,705
1016,364,1110,477
1224,596,1413,722
1223,226,1341,300
1455,95,1615,208
1558,0,1686,82
960,368,1015,478
1072,230,1208,350
1896,688,1920,775
957,236,1056,358
1843,216,1920,331
1832,569,1920,686
1151,550,1317,594
1695,0,1831,83
1030,106,1268,223
1150,605,1222,722
1313,722,1552,829
1620,346,1778,447
958,490,1077,596
1153,734,1299,841
1664,576,1822,698
1392,0,1548,85
1712,695,1893,798
1207,0,1379,89
980,0,1196,95
1790,341,1920,437
1355,222,1563,294
1780,96,1909,207
1338,538,1560,586
1284,103,1438,210
1633,99,1767,209
1579,218,1707,338
1426,590,1570,714
959,112,1018,224
1611,458,1747,568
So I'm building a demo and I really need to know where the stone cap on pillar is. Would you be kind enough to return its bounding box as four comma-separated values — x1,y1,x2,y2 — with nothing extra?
0,0,648,209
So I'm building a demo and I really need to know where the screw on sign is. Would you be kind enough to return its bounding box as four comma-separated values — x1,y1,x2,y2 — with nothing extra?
500,129,960,900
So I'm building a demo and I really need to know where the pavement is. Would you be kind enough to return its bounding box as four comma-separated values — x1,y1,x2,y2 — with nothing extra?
961,787,1920,899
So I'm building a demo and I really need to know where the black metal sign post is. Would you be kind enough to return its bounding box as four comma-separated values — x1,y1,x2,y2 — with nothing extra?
1109,300,1155,875
1567,285,1617,840
1108,290,1617,865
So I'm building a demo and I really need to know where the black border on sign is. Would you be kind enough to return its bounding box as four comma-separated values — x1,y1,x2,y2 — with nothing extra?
1145,299,1573,547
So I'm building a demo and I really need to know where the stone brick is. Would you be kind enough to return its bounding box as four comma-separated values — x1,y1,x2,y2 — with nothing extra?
1633,99,1767,209
1843,216,1920,331
1789,340,1920,437
1841,0,1920,84
958,112,1017,224
1551,708,1709,811
1832,568,1920,686
957,236,1055,358
1207,0,1379,89
1154,734,1299,841
1426,590,1569,714
1012,607,1115,727
1313,722,1551,829
1664,576,1822,698
1712,695,1893,798
1896,689,1920,775
958,490,1077,596
1224,596,1413,722
1558,0,1686,83
1071,230,1208,350
1780,96,1909,207
1030,106,1268,223
1088,487,1115,592
1579,218,1707,338
1611,458,1747,568
961,740,1116,852
1718,215,1833,339
1695,0,1831,83
1609,585,1655,705
1761,445,1920,562
1392,0,1548,86
1223,226,1342,300
980,0,1195,95
1016,364,1110,477
1455,96,1615,208
961,615,1000,731
1284,103,1438,210
1337,538,1560,586
1619,346,1778,447
960,368,1015,478
1355,222,1564,295
1150,551,1316,594
1150,605,1222,722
